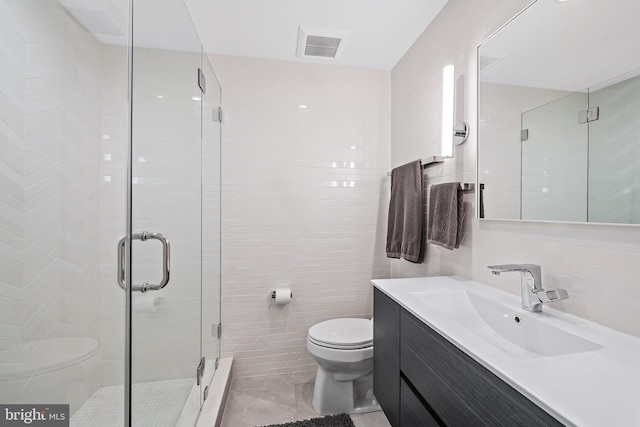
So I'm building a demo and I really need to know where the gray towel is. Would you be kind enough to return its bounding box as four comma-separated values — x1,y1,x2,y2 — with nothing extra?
427,182,463,250
386,161,424,263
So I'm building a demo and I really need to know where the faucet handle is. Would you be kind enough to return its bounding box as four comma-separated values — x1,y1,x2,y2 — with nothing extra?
536,288,569,303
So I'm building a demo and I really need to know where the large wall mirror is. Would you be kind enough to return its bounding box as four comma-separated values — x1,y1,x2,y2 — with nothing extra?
478,0,640,224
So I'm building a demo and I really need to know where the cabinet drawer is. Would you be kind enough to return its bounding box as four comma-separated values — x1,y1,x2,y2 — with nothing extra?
400,377,441,427
373,288,400,427
400,310,563,427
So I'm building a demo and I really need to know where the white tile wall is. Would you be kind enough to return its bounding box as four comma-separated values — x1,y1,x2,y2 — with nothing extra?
211,55,391,378
391,0,640,338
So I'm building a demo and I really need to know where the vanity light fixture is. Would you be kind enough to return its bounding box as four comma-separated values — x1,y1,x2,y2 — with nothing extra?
442,65,455,157
442,65,469,158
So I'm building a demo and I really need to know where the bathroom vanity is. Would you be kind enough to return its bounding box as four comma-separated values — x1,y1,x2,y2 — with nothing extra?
372,276,640,427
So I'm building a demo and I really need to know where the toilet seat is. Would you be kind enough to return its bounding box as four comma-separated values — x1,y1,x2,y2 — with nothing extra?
308,318,373,350
308,336,372,350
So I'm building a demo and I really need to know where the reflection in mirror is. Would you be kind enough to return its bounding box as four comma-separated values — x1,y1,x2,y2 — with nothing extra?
521,91,588,221
478,0,640,224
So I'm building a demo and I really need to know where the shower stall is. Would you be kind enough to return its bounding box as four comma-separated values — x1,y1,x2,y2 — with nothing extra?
0,0,221,425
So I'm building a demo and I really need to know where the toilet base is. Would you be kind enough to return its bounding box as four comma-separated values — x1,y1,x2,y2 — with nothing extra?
311,366,381,415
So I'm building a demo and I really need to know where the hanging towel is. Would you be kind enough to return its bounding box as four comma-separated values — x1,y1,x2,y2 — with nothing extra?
386,160,424,263
427,182,463,250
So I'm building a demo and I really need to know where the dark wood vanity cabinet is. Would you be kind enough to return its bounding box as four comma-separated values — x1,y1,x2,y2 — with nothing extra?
373,288,400,426
373,288,564,427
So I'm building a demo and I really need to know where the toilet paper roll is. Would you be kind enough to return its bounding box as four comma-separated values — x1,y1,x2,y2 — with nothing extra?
134,295,159,312
274,288,291,305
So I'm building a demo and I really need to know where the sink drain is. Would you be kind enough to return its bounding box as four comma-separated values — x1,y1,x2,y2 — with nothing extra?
513,316,522,324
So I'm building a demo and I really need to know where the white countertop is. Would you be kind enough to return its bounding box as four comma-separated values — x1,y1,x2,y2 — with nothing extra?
372,276,640,427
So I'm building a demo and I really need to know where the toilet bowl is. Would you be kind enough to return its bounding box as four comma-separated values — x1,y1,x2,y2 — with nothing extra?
306,318,381,415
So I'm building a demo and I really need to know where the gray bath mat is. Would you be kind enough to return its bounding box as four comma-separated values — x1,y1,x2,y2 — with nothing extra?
258,413,355,427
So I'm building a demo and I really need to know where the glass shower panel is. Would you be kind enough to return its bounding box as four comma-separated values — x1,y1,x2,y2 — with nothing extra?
521,92,589,221
200,55,222,404
588,75,640,224
130,0,203,425
0,0,129,424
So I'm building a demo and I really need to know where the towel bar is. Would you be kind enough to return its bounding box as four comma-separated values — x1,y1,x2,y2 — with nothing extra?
386,156,444,176
384,180,480,191
459,183,485,192
385,157,482,193
271,291,293,298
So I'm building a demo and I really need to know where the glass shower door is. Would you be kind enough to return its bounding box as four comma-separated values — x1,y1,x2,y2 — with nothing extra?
129,0,204,425
0,1,130,424
521,92,589,222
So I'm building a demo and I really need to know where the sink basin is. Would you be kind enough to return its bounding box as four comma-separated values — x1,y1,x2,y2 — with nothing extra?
410,289,602,356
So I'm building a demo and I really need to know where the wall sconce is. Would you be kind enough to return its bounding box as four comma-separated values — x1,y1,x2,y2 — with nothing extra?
441,65,469,158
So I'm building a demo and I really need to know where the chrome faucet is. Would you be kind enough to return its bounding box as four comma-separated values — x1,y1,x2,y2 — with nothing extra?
487,264,568,312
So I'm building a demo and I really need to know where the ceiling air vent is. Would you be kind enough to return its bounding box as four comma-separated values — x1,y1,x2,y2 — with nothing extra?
59,0,126,44
305,35,341,58
478,49,508,73
479,56,501,72
297,26,351,60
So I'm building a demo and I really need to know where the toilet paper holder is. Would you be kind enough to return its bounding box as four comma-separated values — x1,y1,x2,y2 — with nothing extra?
271,291,293,298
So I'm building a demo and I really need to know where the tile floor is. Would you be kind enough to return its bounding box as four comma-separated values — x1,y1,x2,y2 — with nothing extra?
220,372,391,427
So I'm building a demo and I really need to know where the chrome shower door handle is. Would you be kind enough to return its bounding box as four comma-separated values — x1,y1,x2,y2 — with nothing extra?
117,236,127,290
116,232,171,292
132,231,171,292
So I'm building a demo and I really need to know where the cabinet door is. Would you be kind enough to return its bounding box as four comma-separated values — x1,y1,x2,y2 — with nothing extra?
400,310,564,427
373,288,400,427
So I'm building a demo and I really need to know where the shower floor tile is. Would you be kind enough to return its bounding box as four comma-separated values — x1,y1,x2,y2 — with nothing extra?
70,377,193,427
220,372,391,427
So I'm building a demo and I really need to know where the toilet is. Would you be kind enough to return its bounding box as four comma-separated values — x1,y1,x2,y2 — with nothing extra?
306,318,381,415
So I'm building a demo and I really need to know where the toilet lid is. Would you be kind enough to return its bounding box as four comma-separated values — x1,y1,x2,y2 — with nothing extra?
308,318,373,349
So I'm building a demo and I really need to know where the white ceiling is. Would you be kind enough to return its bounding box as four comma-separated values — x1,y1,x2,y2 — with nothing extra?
480,0,640,92
183,0,449,70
